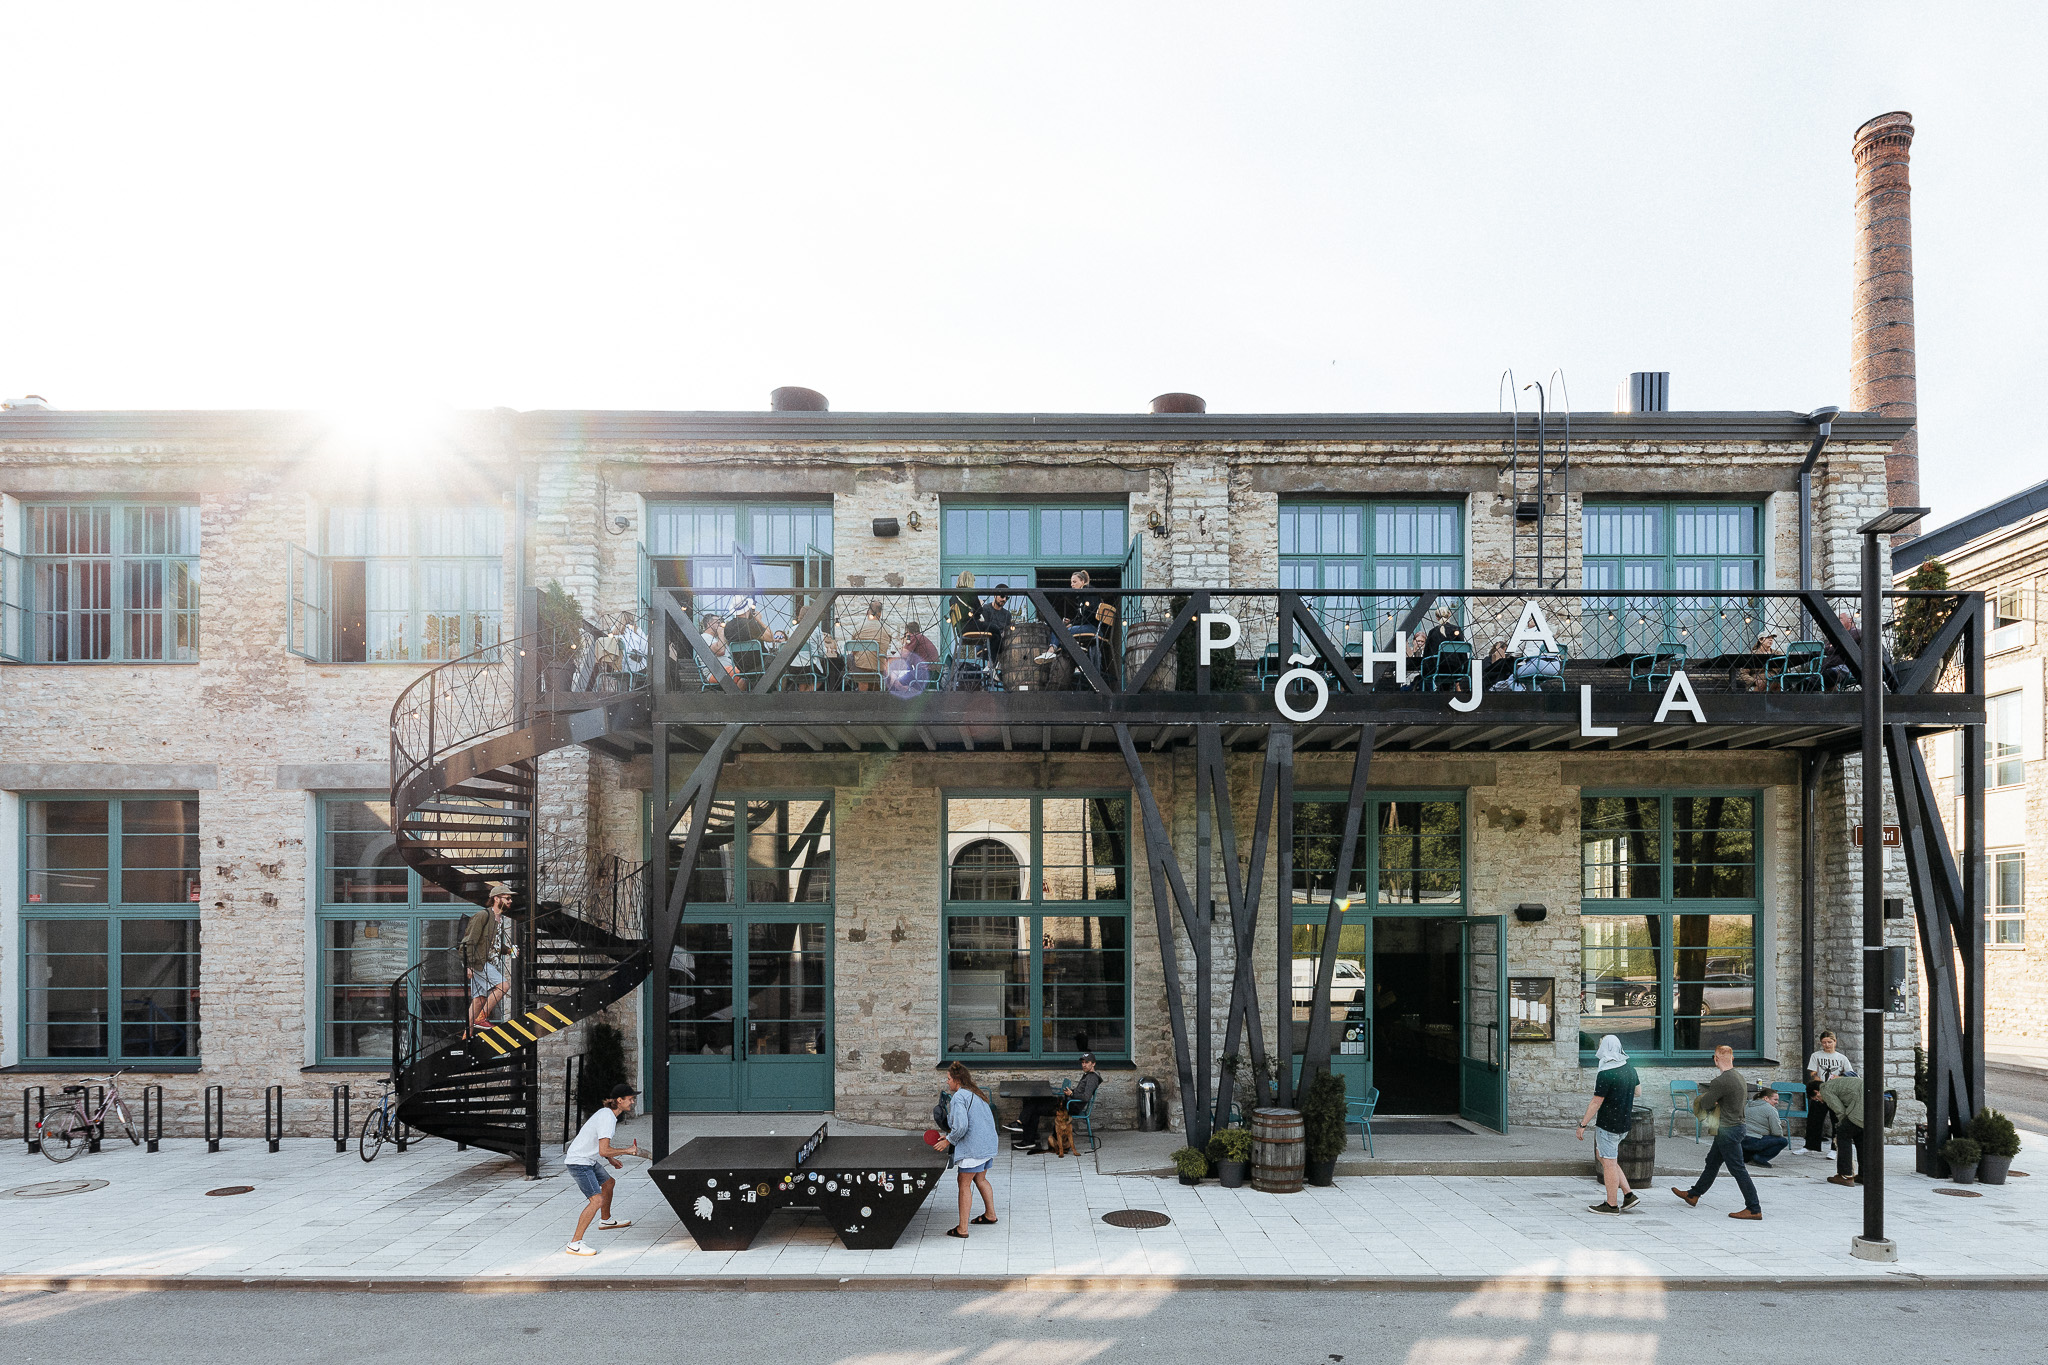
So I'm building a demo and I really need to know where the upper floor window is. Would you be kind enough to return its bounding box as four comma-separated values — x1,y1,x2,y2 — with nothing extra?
1279,502,1462,645
1989,691,2025,789
1990,584,2028,654
646,501,832,633
22,797,201,1061
1,502,199,663
1289,794,1465,913
940,503,1135,596
1991,851,2025,947
1583,503,1762,656
288,507,503,663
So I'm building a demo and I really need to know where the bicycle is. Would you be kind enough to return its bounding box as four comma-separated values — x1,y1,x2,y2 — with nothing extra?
35,1070,140,1163
358,1075,413,1162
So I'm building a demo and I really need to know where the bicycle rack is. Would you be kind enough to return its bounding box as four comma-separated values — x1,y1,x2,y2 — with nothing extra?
142,1085,164,1153
331,1084,350,1154
22,1086,45,1155
204,1085,225,1152
562,1053,586,1146
264,1085,283,1153
88,1085,104,1152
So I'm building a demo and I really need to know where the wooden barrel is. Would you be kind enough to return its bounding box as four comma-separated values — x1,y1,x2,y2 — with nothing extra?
1596,1105,1657,1189
1123,619,1169,692
1251,1107,1305,1194
1000,621,1050,691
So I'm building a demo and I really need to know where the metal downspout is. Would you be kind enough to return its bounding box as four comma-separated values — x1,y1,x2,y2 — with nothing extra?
1798,407,1837,592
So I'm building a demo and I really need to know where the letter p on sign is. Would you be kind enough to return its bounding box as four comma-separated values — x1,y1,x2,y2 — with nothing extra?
1198,613,1241,665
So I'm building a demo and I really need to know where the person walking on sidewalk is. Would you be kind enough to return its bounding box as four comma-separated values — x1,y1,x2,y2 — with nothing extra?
1673,1045,1763,1220
563,1083,642,1257
932,1061,999,1238
1819,1073,1866,1187
1804,1030,1854,1154
1742,1084,1790,1167
1577,1034,1641,1214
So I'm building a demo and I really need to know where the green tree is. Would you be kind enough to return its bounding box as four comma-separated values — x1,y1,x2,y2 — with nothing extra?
1893,559,1951,662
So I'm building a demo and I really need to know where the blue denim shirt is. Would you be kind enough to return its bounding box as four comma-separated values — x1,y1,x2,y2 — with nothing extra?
945,1087,999,1165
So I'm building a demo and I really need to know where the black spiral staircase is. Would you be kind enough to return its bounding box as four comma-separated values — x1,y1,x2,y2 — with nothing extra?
386,606,651,1173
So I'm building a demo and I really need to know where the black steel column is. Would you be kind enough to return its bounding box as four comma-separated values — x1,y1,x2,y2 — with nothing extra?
1800,751,1822,1069
648,600,672,1160
1273,724,1295,1110
1961,598,1987,1125
1857,531,1889,1256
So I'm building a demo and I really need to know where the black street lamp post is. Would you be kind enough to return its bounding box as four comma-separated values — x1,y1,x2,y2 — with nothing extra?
1852,506,1927,1263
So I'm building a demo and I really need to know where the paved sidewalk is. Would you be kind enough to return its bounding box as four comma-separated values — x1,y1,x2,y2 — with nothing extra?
4,1120,2045,1289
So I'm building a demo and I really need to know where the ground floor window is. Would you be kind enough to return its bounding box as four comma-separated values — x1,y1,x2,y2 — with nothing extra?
1579,913,1757,1056
316,797,467,1062
1992,851,2025,947
942,793,1130,1060
22,796,201,1061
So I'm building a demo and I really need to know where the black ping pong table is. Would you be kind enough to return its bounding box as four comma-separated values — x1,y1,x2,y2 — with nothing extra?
650,1124,949,1250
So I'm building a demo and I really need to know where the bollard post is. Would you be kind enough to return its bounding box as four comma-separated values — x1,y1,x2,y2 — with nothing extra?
562,1054,585,1146
88,1085,104,1152
264,1085,283,1153
142,1085,164,1153
331,1084,350,1154
23,1086,46,1155
204,1085,225,1152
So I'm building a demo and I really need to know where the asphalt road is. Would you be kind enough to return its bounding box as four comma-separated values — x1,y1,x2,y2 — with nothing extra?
1984,1062,2048,1134
0,1288,2036,1365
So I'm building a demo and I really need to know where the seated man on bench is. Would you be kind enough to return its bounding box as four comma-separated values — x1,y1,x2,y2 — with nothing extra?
1004,1053,1101,1153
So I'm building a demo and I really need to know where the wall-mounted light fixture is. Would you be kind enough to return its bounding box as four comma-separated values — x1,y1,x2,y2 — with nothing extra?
872,517,900,538
1146,508,1167,537
1514,903,1547,923
907,510,923,532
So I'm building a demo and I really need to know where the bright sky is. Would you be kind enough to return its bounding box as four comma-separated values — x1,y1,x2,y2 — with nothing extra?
4,4,2043,530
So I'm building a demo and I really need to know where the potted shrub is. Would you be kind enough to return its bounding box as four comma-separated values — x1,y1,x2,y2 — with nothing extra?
1300,1070,1348,1186
1942,1136,1982,1186
536,580,585,692
1171,1146,1209,1186
1970,1108,2022,1185
1211,1127,1253,1188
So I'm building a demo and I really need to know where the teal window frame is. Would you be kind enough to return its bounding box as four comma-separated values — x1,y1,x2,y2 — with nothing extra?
20,795,202,1063
940,791,1132,1063
1286,790,1468,919
1278,501,1463,647
313,795,471,1065
1582,502,1764,657
940,502,1131,592
651,791,836,1068
1991,851,2024,948
1,501,200,663
645,500,833,634
1578,790,1763,1061
287,506,504,664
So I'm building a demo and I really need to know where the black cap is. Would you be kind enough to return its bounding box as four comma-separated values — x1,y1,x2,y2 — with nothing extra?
1078,1053,1096,1064
608,1083,639,1100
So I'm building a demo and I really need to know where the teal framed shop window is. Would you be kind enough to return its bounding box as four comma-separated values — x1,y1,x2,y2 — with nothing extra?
287,507,503,664
1582,503,1763,657
1279,502,1463,646
646,501,832,636
940,503,1135,596
21,797,201,1062
1,502,200,663
1579,792,1761,1060
1288,792,1465,915
315,796,470,1063
941,794,1131,1061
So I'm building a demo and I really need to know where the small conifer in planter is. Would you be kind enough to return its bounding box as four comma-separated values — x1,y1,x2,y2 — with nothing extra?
1300,1070,1348,1185
1969,1108,2021,1185
1941,1136,1982,1186
1171,1145,1210,1185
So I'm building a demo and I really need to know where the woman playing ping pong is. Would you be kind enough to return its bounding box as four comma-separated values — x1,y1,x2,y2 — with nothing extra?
933,1061,999,1237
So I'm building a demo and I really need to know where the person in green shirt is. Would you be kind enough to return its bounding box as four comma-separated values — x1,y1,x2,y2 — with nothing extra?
1577,1034,1641,1213
1673,1044,1763,1219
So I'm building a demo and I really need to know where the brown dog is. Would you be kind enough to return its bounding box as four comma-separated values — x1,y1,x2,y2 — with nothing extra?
1048,1107,1076,1158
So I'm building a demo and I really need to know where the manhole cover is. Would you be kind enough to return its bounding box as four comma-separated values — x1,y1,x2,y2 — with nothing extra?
205,1186,255,1197
9,1179,108,1198
1933,1188,1982,1198
1101,1209,1172,1229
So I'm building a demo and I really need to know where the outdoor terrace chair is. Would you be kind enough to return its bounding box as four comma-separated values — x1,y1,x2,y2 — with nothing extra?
1347,1086,1380,1156
728,640,768,691
1765,640,1827,692
1255,642,1283,691
1510,646,1568,693
1770,1081,1809,1133
841,647,884,692
1630,641,1685,692
1666,1079,1702,1140
1422,641,1472,692
1064,1083,1102,1153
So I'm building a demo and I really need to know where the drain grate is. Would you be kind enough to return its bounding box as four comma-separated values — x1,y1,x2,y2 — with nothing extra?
1101,1209,1172,1229
1933,1188,1982,1198
205,1185,255,1197
9,1179,109,1198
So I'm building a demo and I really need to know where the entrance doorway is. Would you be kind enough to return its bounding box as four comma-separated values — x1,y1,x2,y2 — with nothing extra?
1291,914,1505,1128
667,914,833,1112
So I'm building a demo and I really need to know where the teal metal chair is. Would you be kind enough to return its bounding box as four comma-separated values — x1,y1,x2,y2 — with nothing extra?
1346,1086,1380,1155
1765,640,1826,692
1255,642,1283,691
1770,1080,1809,1133
728,640,768,691
1630,641,1685,691
1667,1078,1702,1139
1423,641,1472,692
1064,1083,1102,1153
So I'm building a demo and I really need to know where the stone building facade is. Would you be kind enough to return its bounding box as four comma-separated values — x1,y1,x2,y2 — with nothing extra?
0,400,1942,1141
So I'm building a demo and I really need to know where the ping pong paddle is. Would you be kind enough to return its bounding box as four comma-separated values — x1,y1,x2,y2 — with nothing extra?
923,1128,944,1147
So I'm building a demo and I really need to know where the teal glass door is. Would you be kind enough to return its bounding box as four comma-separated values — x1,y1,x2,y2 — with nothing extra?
668,914,833,1112
1458,915,1508,1132
1289,921,1371,1107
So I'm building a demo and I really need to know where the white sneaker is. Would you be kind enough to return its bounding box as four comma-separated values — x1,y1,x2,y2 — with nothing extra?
564,1241,597,1256
597,1218,632,1230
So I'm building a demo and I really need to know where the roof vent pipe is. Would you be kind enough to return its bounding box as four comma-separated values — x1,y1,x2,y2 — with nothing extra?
1625,373,1670,412
1,394,50,410
770,387,829,412
1150,393,1206,414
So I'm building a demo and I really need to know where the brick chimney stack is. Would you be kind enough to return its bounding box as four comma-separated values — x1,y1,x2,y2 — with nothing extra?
1851,111,1920,541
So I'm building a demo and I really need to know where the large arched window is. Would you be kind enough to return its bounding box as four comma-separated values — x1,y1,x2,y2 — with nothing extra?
950,838,1022,901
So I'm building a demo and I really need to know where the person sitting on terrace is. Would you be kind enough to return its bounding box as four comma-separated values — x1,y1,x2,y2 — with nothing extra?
697,614,739,685
982,591,1014,659
948,571,989,655
725,599,769,646
1482,639,1514,688
845,601,892,690
887,620,940,697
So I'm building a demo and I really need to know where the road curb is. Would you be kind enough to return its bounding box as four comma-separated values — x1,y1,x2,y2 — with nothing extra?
7,1273,2048,1294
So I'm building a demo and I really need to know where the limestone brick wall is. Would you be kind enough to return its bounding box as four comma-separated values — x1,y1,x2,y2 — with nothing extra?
834,472,940,591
